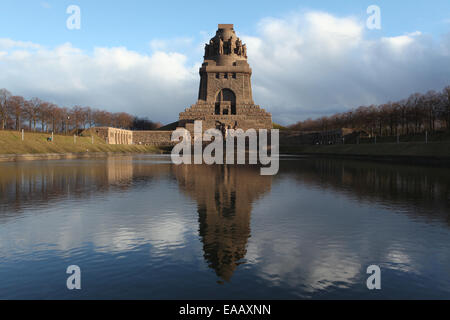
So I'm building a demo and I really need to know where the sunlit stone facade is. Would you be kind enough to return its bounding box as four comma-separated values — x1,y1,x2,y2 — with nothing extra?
179,24,272,133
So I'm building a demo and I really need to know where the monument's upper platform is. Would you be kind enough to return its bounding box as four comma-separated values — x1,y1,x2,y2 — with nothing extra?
204,24,248,66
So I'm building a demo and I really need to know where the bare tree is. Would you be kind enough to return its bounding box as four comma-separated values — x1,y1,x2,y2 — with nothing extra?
115,112,134,129
290,85,450,136
46,103,62,133
60,107,70,134
442,86,450,130
37,102,50,132
26,98,43,131
8,96,25,131
85,107,94,128
0,89,12,130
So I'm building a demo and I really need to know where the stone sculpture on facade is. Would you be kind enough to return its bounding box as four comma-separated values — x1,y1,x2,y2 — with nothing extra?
203,25,249,59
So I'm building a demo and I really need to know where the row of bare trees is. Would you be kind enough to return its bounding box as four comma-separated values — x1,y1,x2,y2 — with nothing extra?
291,87,450,137
0,88,160,134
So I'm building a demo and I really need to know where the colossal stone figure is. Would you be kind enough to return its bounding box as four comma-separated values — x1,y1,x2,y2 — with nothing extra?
242,44,247,58
236,39,242,56
218,38,224,55
179,24,272,132
229,38,236,55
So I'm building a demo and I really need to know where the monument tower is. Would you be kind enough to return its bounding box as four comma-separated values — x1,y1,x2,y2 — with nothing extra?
179,24,272,132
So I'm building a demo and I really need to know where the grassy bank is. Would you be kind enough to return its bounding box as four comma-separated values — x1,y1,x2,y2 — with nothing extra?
0,130,166,155
281,142,450,160
2,130,449,163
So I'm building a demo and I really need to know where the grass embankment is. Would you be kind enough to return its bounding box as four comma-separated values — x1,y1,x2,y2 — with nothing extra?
281,142,450,159
0,130,165,155
3,130,449,162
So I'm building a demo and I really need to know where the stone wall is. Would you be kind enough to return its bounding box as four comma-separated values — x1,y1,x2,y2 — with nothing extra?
199,63,253,104
92,127,110,142
180,111,273,133
132,131,175,146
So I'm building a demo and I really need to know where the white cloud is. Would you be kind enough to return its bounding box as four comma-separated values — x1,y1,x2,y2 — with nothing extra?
244,13,450,123
0,40,197,123
0,39,41,50
0,10,449,125
381,31,422,50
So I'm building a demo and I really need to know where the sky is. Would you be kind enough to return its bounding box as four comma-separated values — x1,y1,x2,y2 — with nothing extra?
0,0,449,125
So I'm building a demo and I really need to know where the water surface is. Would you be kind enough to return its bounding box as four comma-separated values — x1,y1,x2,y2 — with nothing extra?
0,155,449,299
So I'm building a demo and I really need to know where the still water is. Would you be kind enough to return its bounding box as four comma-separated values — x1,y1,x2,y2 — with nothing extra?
0,155,449,299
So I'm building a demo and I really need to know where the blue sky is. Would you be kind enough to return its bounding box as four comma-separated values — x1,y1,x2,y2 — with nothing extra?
0,1,449,124
2,0,449,52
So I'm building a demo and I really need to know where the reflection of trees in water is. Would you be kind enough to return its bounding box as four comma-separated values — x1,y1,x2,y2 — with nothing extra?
280,158,450,224
0,158,172,216
173,165,272,282
0,162,111,214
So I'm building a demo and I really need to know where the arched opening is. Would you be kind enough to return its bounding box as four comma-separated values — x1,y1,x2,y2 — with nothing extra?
215,89,236,115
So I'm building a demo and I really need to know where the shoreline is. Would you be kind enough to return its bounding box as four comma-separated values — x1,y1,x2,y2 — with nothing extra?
287,152,450,166
0,148,449,165
280,142,450,166
0,151,169,163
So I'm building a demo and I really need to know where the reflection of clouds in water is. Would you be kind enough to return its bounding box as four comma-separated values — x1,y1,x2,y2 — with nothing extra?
384,248,415,274
147,216,188,250
304,251,360,292
243,183,364,294
0,190,195,262
0,207,191,258
247,236,360,294
94,228,141,253
92,215,188,254
243,177,436,295
0,206,84,258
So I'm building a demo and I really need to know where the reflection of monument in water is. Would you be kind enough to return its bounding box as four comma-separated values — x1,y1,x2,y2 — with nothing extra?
172,165,272,281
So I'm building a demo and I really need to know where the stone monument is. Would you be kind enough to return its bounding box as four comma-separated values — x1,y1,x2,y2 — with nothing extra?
179,24,272,133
